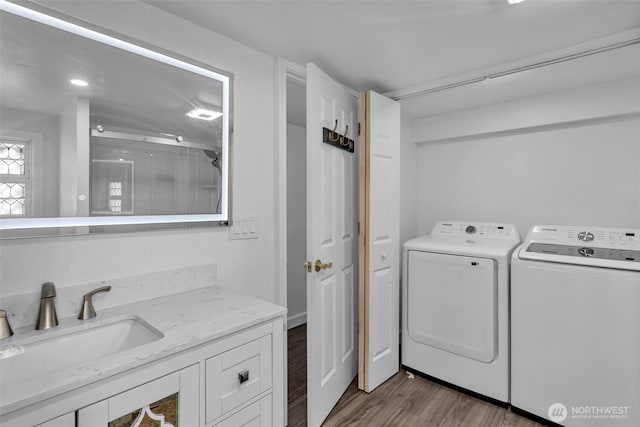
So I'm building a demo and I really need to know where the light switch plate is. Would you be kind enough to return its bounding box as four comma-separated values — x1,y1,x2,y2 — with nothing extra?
229,216,259,240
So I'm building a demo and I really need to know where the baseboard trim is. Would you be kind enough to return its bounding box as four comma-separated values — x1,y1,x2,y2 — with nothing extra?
287,312,307,329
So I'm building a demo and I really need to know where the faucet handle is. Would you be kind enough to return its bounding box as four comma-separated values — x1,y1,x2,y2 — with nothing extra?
40,282,56,298
78,285,111,320
36,282,59,330
0,310,13,340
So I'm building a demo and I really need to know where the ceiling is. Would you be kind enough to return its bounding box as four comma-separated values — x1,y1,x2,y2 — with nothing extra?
1,8,224,144
147,0,640,117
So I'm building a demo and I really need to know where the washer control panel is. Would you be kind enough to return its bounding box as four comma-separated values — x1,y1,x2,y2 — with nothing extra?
527,225,639,249
432,221,519,241
526,242,639,262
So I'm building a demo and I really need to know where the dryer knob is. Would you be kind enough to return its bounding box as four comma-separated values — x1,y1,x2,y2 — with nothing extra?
578,231,594,242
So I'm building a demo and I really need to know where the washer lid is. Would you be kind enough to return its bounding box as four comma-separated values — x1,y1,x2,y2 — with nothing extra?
518,225,640,271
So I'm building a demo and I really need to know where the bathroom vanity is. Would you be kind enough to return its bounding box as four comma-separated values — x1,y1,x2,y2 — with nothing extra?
0,286,286,427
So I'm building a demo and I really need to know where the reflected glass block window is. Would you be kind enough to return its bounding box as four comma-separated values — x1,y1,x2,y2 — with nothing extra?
109,181,122,196
90,160,134,215
0,183,26,215
0,142,26,175
0,140,29,217
109,198,122,212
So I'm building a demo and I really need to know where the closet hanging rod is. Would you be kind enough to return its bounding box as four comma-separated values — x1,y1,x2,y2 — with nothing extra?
391,36,640,101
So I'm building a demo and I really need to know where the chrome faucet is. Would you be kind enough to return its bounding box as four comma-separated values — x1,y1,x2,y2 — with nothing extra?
36,282,59,330
78,285,111,320
0,310,13,339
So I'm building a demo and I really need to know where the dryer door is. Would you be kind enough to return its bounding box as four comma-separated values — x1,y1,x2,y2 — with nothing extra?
407,251,497,362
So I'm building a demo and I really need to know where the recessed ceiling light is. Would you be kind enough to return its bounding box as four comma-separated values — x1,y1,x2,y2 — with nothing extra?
507,0,527,4
69,79,89,87
186,108,222,121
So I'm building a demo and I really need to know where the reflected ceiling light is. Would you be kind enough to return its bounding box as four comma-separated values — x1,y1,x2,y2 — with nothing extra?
186,108,222,121
507,0,527,4
69,78,88,87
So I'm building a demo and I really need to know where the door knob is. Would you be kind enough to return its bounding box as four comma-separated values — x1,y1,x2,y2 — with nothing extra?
315,259,333,272
304,261,312,273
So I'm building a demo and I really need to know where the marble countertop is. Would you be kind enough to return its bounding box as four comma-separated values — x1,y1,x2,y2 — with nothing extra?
0,286,286,416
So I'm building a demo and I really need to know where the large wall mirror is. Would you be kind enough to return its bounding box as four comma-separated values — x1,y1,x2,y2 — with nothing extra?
0,1,231,237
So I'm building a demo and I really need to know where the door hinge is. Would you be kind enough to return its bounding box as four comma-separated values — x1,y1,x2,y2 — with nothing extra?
358,122,361,136
358,222,360,235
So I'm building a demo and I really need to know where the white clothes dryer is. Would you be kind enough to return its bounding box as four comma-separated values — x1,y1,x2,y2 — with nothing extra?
511,225,640,426
402,221,520,403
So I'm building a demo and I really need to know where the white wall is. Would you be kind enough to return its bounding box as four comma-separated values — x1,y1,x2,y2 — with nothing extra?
399,114,419,250
286,124,306,327
413,78,640,238
413,77,640,144
0,1,277,302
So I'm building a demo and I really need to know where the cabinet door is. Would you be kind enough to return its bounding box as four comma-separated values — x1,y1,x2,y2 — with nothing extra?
37,412,75,427
78,365,198,426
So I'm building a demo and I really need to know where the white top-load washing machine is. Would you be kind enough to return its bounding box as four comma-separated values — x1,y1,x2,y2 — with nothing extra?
402,221,520,403
511,225,640,426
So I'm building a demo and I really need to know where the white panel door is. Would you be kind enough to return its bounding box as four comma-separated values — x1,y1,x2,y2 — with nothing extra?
358,90,401,392
306,63,358,427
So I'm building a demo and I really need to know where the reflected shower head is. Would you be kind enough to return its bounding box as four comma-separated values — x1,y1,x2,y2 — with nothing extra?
203,149,221,170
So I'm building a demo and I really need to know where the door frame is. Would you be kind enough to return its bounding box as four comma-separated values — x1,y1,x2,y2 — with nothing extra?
275,57,306,313
274,57,306,427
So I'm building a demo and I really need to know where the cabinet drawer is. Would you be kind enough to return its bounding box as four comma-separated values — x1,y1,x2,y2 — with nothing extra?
37,412,74,427
214,394,272,427
206,334,272,422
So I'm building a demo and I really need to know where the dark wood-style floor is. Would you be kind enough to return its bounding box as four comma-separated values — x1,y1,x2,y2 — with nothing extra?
287,324,544,427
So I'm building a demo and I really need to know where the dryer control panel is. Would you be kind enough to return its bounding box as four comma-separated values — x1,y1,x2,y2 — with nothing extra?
432,221,519,241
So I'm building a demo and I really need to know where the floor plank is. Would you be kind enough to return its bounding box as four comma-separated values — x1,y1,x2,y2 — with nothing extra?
287,324,544,427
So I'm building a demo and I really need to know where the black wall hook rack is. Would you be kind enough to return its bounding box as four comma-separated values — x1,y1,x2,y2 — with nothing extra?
323,126,354,153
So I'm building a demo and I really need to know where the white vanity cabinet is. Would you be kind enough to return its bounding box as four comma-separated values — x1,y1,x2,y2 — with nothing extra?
1,315,285,427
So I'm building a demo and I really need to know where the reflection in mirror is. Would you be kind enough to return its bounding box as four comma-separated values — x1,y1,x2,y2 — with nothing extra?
0,1,231,237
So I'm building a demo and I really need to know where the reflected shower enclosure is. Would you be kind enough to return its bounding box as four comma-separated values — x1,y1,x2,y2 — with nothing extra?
90,132,221,216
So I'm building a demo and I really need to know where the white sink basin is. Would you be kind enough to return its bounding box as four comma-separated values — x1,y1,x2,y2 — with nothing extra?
0,315,163,385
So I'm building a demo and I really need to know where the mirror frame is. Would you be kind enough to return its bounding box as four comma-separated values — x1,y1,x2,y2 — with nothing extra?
0,0,231,231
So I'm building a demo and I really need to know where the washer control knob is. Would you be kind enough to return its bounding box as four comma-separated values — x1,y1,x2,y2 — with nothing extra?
578,231,595,242
465,225,477,234
578,247,595,257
